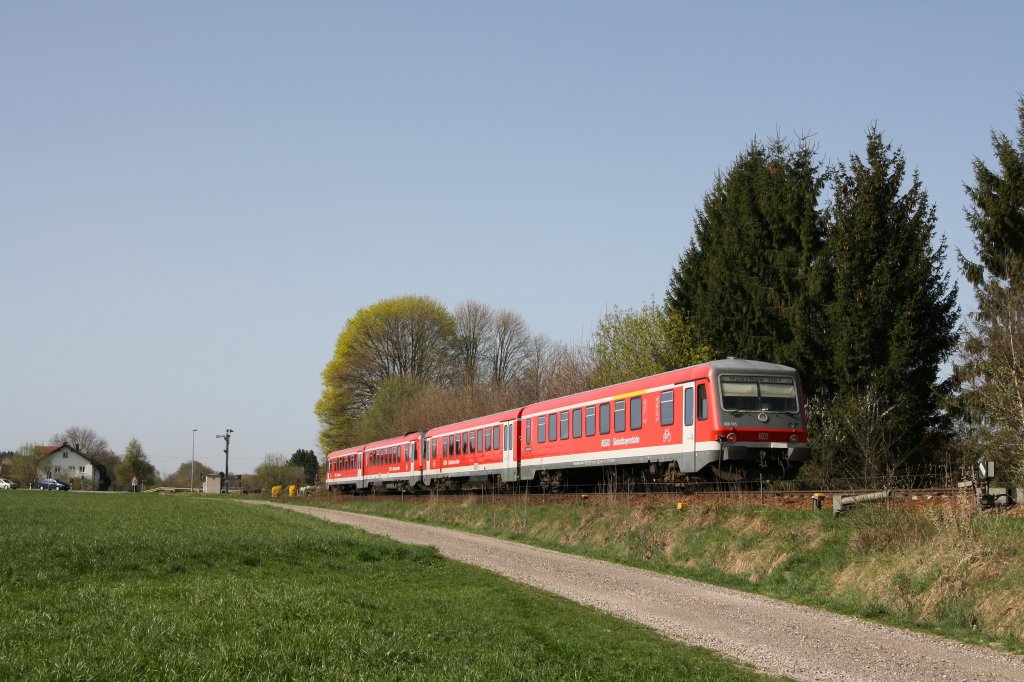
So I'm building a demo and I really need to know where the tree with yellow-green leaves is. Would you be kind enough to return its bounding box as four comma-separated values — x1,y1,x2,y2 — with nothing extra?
592,301,711,387
316,295,456,453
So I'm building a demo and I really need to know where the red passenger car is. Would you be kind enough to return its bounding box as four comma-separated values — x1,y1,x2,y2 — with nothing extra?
422,409,520,490
519,359,808,489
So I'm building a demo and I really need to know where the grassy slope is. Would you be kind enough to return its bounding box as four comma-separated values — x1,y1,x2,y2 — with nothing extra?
289,493,1024,653
0,492,780,681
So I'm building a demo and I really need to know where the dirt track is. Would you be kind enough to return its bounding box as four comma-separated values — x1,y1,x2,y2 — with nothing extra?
257,502,1024,681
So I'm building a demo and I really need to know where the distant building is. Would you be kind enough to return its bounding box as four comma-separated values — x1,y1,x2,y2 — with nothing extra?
36,444,102,488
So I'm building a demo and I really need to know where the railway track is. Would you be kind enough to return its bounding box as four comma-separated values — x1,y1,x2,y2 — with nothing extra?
325,485,967,510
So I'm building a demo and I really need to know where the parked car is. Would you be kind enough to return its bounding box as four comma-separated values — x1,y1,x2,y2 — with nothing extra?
0,478,18,489
35,478,70,491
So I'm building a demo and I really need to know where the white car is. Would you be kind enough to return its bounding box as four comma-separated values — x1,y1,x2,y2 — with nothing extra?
0,478,18,489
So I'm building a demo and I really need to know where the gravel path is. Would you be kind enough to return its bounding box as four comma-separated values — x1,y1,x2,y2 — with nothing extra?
257,502,1024,681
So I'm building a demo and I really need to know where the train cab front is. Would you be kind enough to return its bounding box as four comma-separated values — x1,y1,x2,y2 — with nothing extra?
706,362,810,481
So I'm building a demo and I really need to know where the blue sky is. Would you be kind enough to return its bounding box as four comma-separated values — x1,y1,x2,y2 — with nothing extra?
2,1,1021,475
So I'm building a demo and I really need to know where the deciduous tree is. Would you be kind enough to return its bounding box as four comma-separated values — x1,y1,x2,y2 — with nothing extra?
254,453,302,491
451,300,495,385
592,301,711,386
50,425,118,490
8,443,45,486
316,296,455,452
115,438,158,489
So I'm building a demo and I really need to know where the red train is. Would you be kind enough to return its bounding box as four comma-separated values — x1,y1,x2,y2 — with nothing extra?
325,359,810,492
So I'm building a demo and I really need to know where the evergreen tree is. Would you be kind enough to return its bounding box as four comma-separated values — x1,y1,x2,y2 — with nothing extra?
959,96,1024,313
955,97,1024,483
666,135,828,394
825,126,959,467
288,449,320,485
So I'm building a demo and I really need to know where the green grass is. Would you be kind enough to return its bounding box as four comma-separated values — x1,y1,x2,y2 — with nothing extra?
0,491,780,681
281,493,1024,653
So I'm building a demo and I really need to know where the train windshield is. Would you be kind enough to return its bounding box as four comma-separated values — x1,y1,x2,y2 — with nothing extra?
719,375,799,413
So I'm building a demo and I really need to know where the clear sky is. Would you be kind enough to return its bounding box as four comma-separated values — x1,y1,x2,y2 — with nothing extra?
2,1,1022,475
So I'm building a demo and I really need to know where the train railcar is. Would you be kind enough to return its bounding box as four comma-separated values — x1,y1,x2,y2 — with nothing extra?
325,444,363,492
518,359,808,489
422,409,520,490
358,433,421,492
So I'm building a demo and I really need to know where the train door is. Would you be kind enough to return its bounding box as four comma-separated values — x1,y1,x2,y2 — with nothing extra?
682,382,697,470
357,449,363,488
502,420,516,481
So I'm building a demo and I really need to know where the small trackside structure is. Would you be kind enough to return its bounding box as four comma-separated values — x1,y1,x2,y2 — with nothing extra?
832,490,892,515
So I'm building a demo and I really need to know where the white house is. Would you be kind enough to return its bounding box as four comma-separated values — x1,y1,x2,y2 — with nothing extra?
37,444,102,488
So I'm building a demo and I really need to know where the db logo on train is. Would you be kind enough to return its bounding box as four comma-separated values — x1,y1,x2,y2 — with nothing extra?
757,433,769,441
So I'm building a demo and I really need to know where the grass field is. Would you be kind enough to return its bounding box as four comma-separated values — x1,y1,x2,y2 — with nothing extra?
0,492,780,681
289,492,1024,653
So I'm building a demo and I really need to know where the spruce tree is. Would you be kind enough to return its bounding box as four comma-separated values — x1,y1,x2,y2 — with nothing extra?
666,136,828,394
955,97,1024,482
959,96,1024,313
826,126,959,466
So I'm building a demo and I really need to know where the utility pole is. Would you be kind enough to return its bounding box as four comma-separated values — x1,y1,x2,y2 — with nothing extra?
215,429,233,493
191,428,197,493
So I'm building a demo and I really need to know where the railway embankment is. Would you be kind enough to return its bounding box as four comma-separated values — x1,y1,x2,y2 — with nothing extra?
287,492,1024,653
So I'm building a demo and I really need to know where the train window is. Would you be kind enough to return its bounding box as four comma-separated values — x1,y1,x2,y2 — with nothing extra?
537,415,546,443
442,436,448,457
463,432,469,454
585,406,596,436
559,411,569,440
572,408,582,438
698,384,708,420
660,390,675,426
477,429,484,451
614,400,626,433
492,425,500,450
455,436,461,455
485,428,491,451
548,413,557,442
431,439,437,461
506,424,513,450
630,396,642,430
470,431,476,454
525,419,531,445
599,403,610,434
685,387,694,426
719,374,798,413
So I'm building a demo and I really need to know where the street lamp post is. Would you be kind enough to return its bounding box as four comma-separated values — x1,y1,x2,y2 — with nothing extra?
215,429,233,493
191,429,197,493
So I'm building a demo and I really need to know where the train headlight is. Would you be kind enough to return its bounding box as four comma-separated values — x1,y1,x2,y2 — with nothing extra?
726,432,737,442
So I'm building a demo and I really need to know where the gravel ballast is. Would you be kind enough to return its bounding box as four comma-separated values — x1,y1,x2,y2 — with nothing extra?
260,502,1024,681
